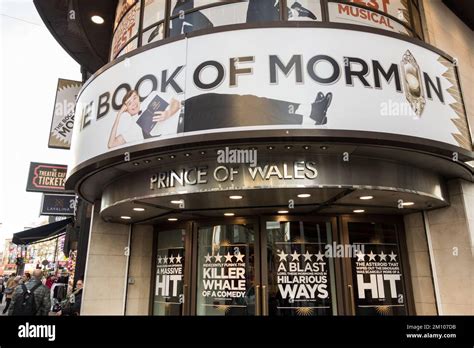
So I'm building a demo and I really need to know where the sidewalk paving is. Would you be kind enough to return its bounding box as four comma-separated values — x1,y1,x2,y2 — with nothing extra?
0,300,8,316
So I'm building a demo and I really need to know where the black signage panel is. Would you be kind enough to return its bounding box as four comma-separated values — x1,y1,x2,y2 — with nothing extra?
26,162,68,193
40,194,76,216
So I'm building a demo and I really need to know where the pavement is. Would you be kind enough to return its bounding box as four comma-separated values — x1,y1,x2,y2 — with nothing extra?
0,299,8,316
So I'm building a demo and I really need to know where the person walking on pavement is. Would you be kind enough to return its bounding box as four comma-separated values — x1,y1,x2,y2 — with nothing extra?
8,269,51,316
2,275,20,314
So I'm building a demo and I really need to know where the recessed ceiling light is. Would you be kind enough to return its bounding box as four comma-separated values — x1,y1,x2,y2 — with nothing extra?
91,15,104,24
353,209,365,213
303,145,310,150
133,162,139,166
278,210,289,214
170,155,175,159
170,200,183,204
121,216,131,220
144,160,151,164
320,146,328,150
229,195,242,200
133,208,145,212
402,202,415,206
157,157,162,161
267,146,274,150
360,196,374,200
224,213,235,216
297,193,311,198
185,153,190,157
285,145,292,150
200,151,206,155
168,218,178,221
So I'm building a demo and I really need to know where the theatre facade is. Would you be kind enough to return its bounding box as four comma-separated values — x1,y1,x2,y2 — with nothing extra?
35,0,474,315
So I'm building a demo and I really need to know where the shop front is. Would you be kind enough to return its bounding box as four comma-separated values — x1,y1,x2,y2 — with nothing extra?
33,0,474,315
150,214,412,316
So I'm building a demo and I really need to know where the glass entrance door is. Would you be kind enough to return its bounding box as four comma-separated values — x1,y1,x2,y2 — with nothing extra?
191,217,339,316
262,219,339,316
193,219,260,315
341,216,413,316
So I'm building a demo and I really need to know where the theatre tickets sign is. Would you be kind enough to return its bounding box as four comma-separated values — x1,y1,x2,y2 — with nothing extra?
70,27,471,172
26,163,68,193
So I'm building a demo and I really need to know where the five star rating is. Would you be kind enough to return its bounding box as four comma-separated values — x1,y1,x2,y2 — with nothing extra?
277,249,325,262
204,252,245,263
355,250,397,262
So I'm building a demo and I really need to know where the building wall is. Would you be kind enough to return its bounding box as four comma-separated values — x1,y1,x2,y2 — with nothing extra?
125,225,153,315
424,180,474,315
421,0,474,133
403,212,437,315
81,203,130,315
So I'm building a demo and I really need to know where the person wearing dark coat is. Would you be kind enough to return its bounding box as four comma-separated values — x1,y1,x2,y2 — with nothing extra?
58,279,83,316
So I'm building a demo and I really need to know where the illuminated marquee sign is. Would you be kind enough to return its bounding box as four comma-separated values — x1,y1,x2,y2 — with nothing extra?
71,28,471,175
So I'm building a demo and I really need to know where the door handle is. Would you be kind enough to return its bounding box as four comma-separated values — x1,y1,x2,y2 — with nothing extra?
255,285,261,315
348,284,355,315
262,285,268,316
182,284,188,316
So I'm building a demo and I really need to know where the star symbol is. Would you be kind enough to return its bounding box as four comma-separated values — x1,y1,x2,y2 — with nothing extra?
314,250,324,261
277,250,288,262
175,254,182,264
224,252,234,263
163,256,168,264
302,251,312,262
235,253,245,262
355,250,366,261
378,251,387,261
169,254,175,264
368,250,376,261
290,250,300,261
157,256,162,264
204,253,212,263
214,253,223,263
389,251,397,261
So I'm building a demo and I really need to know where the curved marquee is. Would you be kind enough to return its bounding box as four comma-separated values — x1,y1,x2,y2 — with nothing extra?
70,26,472,178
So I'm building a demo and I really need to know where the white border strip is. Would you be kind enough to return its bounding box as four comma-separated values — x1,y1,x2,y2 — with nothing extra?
80,203,96,315
423,211,442,315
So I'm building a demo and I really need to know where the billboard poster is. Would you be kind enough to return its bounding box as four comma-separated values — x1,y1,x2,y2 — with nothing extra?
274,243,332,316
111,2,141,59
71,27,471,174
40,194,76,216
114,0,138,29
26,162,68,193
328,0,410,35
48,79,83,149
351,243,407,315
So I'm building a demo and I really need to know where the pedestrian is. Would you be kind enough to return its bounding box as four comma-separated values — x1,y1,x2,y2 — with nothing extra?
0,277,5,304
57,279,83,316
2,276,20,314
8,269,51,316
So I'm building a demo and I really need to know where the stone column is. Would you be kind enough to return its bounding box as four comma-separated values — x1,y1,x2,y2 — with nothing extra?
404,212,437,315
80,203,130,315
125,225,154,315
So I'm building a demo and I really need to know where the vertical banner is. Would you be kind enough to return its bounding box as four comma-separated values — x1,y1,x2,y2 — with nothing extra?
48,79,82,149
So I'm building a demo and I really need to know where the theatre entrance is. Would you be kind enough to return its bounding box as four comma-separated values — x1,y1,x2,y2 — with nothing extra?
149,215,413,316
